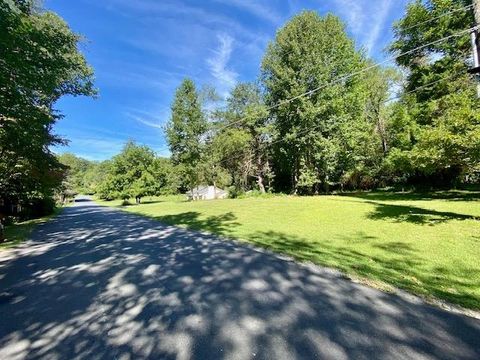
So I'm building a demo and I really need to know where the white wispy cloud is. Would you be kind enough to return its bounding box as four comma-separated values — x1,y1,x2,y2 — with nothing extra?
126,108,168,130
207,34,238,95
63,137,125,161
98,0,261,41
213,0,282,24
364,0,394,55
57,128,170,160
334,0,365,34
130,115,164,129
327,0,395,56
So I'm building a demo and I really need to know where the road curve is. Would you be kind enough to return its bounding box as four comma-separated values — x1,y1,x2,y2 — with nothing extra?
0,199,479,359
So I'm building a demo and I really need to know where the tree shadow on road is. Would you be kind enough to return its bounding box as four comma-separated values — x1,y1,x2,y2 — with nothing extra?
0,203,479,359
246,230,480,311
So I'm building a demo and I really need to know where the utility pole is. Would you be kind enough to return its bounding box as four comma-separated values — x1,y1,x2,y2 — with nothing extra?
470,0,480,97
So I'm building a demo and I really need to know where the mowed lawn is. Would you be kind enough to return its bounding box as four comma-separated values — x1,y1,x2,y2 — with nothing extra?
100,191,480,310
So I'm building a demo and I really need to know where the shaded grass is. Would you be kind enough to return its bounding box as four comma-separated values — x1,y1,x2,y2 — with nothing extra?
0,208,63,250
99,195,186,207
99,191,480,310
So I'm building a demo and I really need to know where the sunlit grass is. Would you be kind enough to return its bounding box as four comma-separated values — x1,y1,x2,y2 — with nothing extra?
99,191,480,310
0,208,62,250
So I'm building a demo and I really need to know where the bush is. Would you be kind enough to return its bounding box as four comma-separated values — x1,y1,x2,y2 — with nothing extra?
340,170,379,191
23,198,56,219
237,190,284,199
228,186,244,199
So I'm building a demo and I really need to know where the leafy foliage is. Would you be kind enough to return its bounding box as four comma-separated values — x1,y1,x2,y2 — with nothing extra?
166,79,207,193
261,11,373,193
388,0,480,186
206,82,272,193
4,1,480,210
0,0,95,217
93,142,181,202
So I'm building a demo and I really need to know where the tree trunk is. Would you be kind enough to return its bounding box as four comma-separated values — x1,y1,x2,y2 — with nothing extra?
0,221,4,243
291,155,298,194
381,137,388,155
257,175,266,193
324,175,330,194
371,104,388,157
378,118,388,156
256,156,266,193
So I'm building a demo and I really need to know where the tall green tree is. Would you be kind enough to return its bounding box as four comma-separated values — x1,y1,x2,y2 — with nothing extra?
57,153,95,194
97,142,156,203
0,0,95,213
149,157,183,195
388,0,479,186
261,11,368,193
338,66,401,190
166,79,207,193
209,83,272,193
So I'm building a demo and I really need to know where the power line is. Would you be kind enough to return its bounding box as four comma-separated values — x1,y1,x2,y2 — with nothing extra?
155,26,476,157
254,4,474,70
215,70,470,168
216,25,477,133
385,70,464,103
400,4,473,32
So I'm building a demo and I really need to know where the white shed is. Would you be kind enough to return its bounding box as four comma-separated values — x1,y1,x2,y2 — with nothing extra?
187,185,228,201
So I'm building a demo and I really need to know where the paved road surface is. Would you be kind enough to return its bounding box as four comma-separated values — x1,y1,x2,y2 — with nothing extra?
1,199,479,359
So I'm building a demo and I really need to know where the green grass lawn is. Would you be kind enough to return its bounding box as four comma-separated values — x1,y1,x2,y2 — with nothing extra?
99,191,480,310
0,208,62,250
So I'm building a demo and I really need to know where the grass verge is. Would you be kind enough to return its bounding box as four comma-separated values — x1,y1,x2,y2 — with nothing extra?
0,207,63,250
98,191,480,310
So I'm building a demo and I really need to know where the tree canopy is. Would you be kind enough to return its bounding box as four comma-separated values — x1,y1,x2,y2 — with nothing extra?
261,11,375,193
0,0,96,215
166,79,207,193
4,1,480,211
387,0,480,186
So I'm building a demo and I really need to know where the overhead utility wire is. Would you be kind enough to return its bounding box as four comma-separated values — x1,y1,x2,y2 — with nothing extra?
216,70,469,168
155,25,476,156
155,8,476,154
385,70,464,103
217,25,477,132
278,4,474,64
248,5,474,72
400,4,473,32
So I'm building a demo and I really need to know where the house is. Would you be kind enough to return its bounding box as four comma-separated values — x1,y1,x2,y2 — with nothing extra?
187,185,228,201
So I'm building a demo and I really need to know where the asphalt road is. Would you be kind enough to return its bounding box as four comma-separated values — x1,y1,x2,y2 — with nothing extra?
1,199,479,360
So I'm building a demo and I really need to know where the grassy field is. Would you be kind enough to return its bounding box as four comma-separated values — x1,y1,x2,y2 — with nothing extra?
0,208,62,250
99,191,480,310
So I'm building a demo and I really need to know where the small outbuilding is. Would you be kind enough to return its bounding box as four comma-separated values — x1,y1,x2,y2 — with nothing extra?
187,185,228,201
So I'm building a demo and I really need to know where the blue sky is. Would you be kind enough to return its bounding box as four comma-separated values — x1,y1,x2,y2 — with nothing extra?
45,0,410,161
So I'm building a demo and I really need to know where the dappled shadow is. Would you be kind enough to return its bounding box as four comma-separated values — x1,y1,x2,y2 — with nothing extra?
247,230,480,311
364,201,479,225
0,202,479,359
346,190,480,202
142,197,188,205
74,199,91,203
373,241,414,254
153,211,238,236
